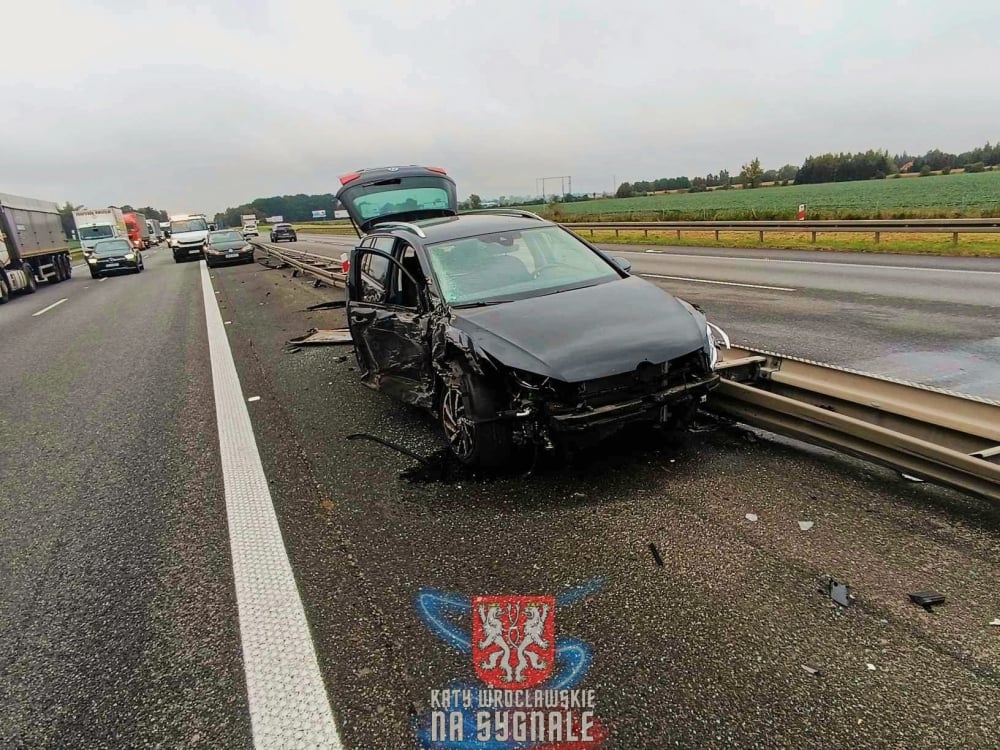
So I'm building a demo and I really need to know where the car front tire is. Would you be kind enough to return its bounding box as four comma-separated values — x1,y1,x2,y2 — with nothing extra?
440,364,514,469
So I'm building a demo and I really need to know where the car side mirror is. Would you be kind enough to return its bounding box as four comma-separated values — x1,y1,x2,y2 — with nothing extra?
613,255,632,273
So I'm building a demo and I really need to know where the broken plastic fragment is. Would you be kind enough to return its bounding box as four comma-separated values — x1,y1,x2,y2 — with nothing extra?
798,521,814,531
829,581,852,608
745,513,758,522
801,665,819,676
247,396,261,402
288,328,353,345
901,473,925,483
648,543,665,567
989,618,1000,627
909,592,945,611
866,663,876,671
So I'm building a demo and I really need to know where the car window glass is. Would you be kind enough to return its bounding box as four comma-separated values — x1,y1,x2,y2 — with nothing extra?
367,237,394,284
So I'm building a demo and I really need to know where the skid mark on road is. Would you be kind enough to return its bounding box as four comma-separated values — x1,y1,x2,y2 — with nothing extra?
200,264,343,749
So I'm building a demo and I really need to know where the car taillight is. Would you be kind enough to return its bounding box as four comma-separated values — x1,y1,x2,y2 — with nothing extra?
339,172,361,185
427,166,448,175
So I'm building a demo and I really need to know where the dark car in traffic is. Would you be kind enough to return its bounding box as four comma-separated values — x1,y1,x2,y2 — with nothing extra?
269,223,297,242
336,166,729,468
203,229,255,268
86,238,144,278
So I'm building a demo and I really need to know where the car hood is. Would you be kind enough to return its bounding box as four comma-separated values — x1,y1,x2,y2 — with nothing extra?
447,276,707,382
210,239,249,251
172,230,207,242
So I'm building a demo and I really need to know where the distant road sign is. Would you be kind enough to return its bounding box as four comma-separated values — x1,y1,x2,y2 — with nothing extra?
311,210,327,219
265,215,283,223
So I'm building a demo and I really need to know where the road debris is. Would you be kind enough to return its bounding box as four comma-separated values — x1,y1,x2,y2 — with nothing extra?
745,513,758,522
305,300,347,311
247,396,261,403
989,618,1000,627
288,328,353,346
866,663,877,671
801,665,819,676
798,520,815,531
909,592,946,611
648,543,665,567
821,578,853,608
347,433,430,465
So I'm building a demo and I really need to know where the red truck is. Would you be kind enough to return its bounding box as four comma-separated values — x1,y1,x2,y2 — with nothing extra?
123,212,151,250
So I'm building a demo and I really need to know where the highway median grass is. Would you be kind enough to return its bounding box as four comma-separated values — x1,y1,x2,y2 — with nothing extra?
576,229,1000,257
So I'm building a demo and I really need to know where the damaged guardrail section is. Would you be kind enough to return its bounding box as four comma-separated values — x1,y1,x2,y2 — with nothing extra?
252,240,347,288
712,347,1000,501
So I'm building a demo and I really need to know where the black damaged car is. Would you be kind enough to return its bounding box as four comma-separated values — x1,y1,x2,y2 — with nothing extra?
337,166,729,468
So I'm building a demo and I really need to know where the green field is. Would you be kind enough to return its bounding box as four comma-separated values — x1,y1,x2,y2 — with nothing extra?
524,170,1000,221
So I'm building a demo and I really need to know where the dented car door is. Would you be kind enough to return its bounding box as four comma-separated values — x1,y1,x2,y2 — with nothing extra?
347,239,435,407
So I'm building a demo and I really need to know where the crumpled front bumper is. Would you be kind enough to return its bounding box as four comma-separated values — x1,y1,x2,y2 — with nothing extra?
546,373,720,432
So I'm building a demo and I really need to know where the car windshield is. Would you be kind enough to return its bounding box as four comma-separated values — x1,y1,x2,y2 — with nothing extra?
79,226,114,240
210,230,243,243
93,240,131,255
172,219,207,233
426,226,620,305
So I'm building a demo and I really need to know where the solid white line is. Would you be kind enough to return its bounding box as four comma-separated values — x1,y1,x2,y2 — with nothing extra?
32,298,68,316
200,264,342,749
640,273,796,292
620,250,1000,275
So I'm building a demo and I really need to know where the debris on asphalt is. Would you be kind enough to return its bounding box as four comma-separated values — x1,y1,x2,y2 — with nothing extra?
801,665,819,676
901,473,925,483
866,663,877,671
745,513,758,522
798,520,815,531
347,432,430,465
648,543,665,567
989,618,1000,627
909,591,946,611
822,578,853,608
224,321,232,325
247,396,261,402
305,300,347,311
288,328,353,346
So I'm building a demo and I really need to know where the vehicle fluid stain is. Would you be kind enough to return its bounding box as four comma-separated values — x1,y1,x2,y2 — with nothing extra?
852,347,1000,400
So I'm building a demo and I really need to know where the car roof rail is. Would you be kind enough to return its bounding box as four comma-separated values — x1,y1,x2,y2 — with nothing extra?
461,208,546,220
372,221,427,238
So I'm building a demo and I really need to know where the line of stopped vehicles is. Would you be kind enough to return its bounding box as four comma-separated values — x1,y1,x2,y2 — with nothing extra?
2,168,730,469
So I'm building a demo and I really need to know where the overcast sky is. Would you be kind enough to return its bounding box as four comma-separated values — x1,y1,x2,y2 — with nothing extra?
2,0,998,214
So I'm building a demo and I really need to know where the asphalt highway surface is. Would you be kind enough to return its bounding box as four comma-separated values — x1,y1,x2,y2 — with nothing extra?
1,240,998,749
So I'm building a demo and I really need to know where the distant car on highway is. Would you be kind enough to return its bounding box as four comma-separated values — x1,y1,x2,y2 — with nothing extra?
203,229,255,268
269,223,297,242
87,238,144,278
336,166,728,468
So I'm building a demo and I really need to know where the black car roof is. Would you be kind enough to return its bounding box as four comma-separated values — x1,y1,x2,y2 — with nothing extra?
378,213,552,244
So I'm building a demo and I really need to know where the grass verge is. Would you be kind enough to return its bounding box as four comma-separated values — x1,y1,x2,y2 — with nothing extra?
576,229,1000,257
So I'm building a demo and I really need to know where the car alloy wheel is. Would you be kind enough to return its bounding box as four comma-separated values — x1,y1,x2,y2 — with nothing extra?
441,385,474,460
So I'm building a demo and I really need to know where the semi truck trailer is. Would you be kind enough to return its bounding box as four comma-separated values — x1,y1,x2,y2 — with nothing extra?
0,192,74,302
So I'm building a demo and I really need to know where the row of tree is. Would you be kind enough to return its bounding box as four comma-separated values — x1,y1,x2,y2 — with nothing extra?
614,140,999,197
213,193,340,228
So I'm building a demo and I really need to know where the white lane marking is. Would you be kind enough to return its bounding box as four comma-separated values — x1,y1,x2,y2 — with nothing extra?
32,298,68,316
620,250,1000,275
640,273,796,292
99,277,107,283
200,264,342,749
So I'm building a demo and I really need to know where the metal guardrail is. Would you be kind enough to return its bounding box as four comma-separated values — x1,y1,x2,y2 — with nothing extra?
253,238,1000,500
712,347,1000,501
565,218,1000,245
253,240,347,288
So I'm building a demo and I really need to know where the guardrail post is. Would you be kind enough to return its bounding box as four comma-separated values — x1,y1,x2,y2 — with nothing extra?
811,231,817,243
953,232,959,246
758,230,764,243
644,229,648,238
615,228,619,238
874,231,880,244
714,230,719,241
589,228,594,237
676,229,681,240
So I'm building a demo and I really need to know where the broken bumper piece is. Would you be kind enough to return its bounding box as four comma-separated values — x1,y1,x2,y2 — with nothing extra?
545,375,720,433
